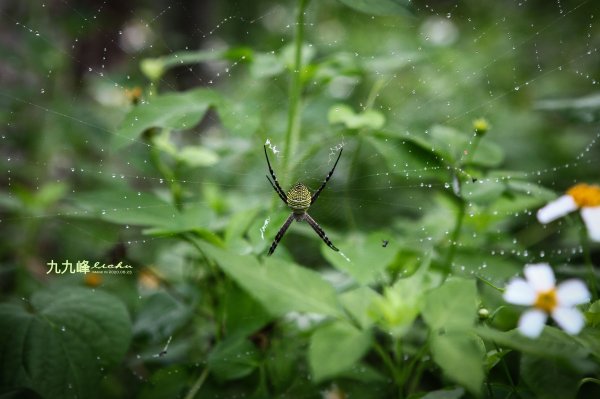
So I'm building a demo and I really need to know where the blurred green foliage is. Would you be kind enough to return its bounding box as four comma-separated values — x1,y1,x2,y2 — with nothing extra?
1,0,600,398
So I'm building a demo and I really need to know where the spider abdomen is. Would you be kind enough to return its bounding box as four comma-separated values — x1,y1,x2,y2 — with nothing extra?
286,183,311,212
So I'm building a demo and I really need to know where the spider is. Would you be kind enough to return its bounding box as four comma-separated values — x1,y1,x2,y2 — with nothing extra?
264,145,343,256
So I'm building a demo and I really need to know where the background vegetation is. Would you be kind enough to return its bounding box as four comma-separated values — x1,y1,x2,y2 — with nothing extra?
1,0,599,398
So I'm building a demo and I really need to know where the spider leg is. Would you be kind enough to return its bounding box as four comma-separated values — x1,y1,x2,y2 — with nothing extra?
311,148,343,205
266,175,287,203
264,145,288,202
267,213,295,256
304,213,339,252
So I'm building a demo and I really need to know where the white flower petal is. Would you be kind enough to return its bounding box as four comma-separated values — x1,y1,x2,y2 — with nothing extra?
524,263,555,292
581,206,600,242
556,279,591,307
537,195,578,224
552,307,585,335
503,278,536,305
518,309,547,338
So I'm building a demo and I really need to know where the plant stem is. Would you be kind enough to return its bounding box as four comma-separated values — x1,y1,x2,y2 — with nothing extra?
443,197,465,278
282,0,310,181
405,336,430,395
373,340,402,394
579,217,598,300
150,144,183,210
184,367,209,399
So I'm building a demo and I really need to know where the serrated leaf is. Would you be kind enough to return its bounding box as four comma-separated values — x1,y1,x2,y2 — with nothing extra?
309,320,372,382
0,287,131,399
423,278,477,331
338,0,412,16
196,241,343,318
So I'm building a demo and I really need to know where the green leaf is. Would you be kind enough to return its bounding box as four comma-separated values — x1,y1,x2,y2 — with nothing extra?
338,0,412,16
323,232,398,284
372,257,439,337
115,88,220,148
207,337,259,381
506,180,556,201
461,179,505,205
469,140,504,168
420,387,465,399
225,207,260,244
340,286,379,329
476,326,590,360
422,278,477,331
430,332,485,396
250,52,286,79
0,287,131,399
140,47,253,81
223,284,272,338
585,300,600,327
133,292,193,341
138,366,189,399
452,251,522,286
176,145,219,167
217,98,261,136
328,104,385,130
309,320,372,382
69,190,220,242
196,241,343,318
535,92,600,123
521,354,582,399
69,189,177,227
400,125,504,168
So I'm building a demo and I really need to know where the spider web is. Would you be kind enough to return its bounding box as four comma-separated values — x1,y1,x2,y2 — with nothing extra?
1,0,599,390
1,1,597,274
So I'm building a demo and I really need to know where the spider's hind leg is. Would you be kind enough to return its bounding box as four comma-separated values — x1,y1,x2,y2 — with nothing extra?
303,213,339,252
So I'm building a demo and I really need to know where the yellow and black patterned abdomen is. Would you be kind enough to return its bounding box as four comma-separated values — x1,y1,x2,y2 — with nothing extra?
287,183,311,212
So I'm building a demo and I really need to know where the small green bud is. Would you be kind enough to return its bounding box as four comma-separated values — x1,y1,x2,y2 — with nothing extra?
473,118,490,136
478,308,490,319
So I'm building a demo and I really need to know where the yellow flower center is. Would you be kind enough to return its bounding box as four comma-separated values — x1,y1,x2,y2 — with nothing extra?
534,289,557,313
567,183,600,207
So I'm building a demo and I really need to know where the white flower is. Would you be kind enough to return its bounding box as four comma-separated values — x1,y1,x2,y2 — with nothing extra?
503,263,591,338
537,183,600,241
